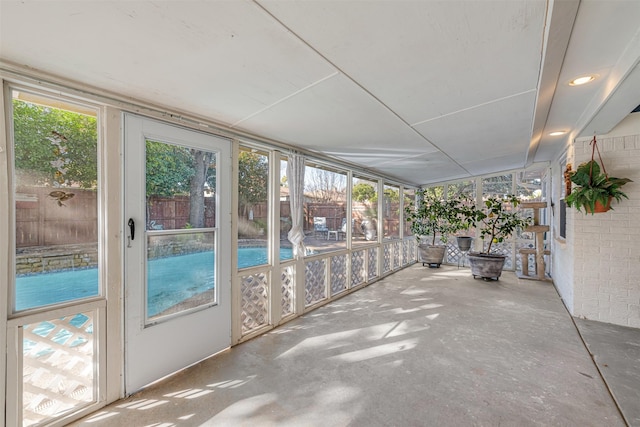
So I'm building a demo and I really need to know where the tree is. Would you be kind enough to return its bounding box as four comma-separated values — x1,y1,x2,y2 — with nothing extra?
189,150,215,228
304,167,346,203
352,182,376,203
238,151,268,217
13,99,98,188
145,140,195,197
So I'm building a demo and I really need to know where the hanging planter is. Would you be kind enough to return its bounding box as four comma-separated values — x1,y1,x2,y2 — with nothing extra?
565,136,632,214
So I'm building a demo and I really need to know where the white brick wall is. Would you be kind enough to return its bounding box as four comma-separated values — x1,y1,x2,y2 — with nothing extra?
555,114,640,328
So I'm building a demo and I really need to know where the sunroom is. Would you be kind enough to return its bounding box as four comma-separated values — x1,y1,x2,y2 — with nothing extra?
1,1,639,426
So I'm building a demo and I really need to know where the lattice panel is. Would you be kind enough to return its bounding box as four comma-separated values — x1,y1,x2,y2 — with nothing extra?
383,244,392,273
368,247,378,280
393,242,400,269
241,272,269,334
305,259,326,306
22,312,95,426
330,254,347,296
281,266,294,318
482,241,514,270
446,243,463,265
407,239,416,263
351,250,365,286
402,240,409,265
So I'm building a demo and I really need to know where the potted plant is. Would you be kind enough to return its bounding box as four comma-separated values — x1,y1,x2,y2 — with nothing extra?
565,160,632,214
405,191,472,267
467,195,531,280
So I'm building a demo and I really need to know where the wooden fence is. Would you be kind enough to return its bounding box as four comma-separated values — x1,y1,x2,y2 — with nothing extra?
16,187,97,248
16,188,400,249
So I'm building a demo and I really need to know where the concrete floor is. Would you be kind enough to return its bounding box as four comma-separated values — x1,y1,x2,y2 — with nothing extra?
72,264,638,427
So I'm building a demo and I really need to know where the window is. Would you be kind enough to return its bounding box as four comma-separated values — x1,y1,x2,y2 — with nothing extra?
352,175,378,246
237,146,270,268
303,161,347,253
12,90,100,312
383,183,400,240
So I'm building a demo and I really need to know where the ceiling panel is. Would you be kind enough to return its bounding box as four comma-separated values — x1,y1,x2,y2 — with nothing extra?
234,73,437,154
373,152,470,185
0,1,337,125
413,91,536,164
259,0,546,125
1,1,639,187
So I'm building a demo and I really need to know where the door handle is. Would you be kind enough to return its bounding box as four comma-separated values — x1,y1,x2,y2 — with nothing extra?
127,218,135,248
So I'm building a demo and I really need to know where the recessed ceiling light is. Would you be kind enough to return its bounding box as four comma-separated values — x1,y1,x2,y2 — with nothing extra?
549,131,567,136
569,75,597,86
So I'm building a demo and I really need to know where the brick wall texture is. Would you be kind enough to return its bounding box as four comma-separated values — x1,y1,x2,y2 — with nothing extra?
566,123,640,328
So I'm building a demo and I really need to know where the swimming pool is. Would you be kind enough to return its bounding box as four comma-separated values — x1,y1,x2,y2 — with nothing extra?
16,247,293,312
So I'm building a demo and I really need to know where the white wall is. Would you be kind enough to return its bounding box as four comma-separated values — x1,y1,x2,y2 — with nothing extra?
552,112,640,328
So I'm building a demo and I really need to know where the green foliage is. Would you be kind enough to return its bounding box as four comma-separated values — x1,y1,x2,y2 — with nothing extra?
145,140,195,196
238,151,268,208
565,160,632,214
13,99,97,188
404,190,474,245
352,182,376,202
471,195,531,254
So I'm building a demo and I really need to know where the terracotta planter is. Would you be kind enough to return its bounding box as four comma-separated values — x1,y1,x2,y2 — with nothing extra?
587,197,612,213
467,252,506,281
418,244,446,268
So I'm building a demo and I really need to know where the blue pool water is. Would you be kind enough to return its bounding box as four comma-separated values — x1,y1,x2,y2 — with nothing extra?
16,247,293,312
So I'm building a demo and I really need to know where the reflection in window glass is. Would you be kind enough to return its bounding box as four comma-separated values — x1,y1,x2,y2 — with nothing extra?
304,162,347,254
352,175,378,246
237,147,269,268
383,184,400,240
12,91,99,312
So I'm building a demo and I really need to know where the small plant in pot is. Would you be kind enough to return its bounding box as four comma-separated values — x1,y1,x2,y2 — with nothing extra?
405,190,472,268
565,160,632,214
467,195,531,280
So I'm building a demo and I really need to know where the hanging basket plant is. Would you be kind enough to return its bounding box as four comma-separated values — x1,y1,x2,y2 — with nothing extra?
565,136,632,214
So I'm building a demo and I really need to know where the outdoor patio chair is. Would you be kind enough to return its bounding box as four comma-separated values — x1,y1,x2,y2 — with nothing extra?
313,217,329,238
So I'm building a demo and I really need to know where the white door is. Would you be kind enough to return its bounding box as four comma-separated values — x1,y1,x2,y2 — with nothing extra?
124,114,231,393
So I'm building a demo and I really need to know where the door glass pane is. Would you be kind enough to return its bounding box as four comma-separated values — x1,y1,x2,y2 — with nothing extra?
145,140,217,322
22,311,96,426
12,91,99,312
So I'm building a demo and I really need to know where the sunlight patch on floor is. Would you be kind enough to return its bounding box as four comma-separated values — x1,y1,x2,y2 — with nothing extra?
208,375,256,389
163,388,213,399
328,338,418,362
80,411,119,423
116,399,168,410
276,321,414,359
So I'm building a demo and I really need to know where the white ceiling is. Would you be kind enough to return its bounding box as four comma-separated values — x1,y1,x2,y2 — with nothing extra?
1,0,639,186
